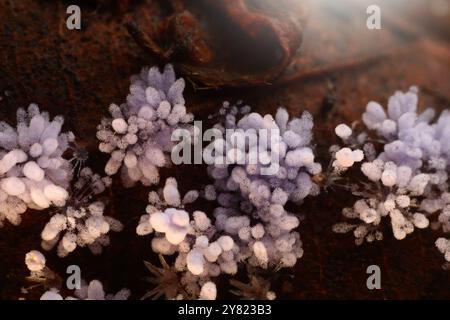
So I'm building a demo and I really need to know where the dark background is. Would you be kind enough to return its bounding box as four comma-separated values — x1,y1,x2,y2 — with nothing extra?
0,0,450,299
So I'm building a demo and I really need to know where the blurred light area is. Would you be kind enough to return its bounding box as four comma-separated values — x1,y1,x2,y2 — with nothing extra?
302,0,450,38
286,0,450,77
430,0,450,18
305,0,450,19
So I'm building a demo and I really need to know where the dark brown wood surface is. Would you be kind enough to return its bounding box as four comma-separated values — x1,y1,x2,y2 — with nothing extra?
0,0,449,299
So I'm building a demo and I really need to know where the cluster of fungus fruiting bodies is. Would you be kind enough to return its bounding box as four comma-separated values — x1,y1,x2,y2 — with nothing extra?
97,65,194,187
124,74,322,298
9,63,450,301
204,102,321,271
331,87,450,248
41,167,123,257
137,177,236,299
0,104,74,226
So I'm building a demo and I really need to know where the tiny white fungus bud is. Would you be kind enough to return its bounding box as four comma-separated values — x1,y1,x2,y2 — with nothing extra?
23,161,45,181
25,250,46,272
199,282,217,300
171,209,190,227
112,118,128,134
186,249,205,275
217,235,234,251
335,124,352,139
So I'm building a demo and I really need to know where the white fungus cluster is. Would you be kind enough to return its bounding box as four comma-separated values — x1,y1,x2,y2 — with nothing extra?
40,167,123,257
137,177,244,299
0,104,74,227
331,87,450,245
203,102,320,272
97,65,194,187
40,279,130,300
